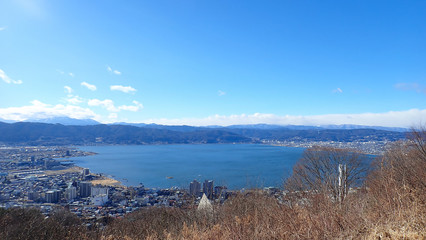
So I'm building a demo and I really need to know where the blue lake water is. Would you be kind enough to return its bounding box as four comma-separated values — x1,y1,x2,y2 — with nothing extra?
70,144,305,190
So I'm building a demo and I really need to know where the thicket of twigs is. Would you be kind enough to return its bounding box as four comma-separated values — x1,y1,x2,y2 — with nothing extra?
1,128,425,239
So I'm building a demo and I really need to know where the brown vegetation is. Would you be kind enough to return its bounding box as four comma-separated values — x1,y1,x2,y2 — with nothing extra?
1,128,425,239
284,146,368,201
90,176,123,187
0,207,97,240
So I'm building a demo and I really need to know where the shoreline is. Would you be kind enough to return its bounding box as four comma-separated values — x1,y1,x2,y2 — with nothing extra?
67,144,301,190
65,142,382,190
44,166,124,187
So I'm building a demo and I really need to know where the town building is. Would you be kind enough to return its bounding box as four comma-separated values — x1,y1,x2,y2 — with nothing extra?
45,190,60,203
203,180,214,199
189,180,201,197
79,182,92,198
91,186,108,197
65,187,77,201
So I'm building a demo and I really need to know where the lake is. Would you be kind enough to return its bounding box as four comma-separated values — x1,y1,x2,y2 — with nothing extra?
70,144,305,190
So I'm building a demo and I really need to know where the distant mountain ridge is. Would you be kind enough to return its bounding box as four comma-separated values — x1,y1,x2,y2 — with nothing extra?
0,121,407,146
316,124,408,132
2,117,409,132
0,122,252,145
115,122,409,132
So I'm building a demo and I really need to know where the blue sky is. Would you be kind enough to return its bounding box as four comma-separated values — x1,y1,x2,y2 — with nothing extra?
0,0,425,127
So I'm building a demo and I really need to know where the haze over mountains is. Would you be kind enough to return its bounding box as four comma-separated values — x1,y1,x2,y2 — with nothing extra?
0,116,409,132
0,117,407,146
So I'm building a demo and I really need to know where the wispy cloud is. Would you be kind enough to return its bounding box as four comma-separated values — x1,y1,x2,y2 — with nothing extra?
110,85,137,93
141,109,426,128
64,86,73,94
0,100,100,122
62,86,84,105
88,99,143,112
332,88,343,93
118,100,143,112
88,99,117,112
107,66,121,75
0,26,7,31
66,96,83,105
57,70,75,78
0,69,23,84
395,82,426,94
218,90,226,96
81,81,97,91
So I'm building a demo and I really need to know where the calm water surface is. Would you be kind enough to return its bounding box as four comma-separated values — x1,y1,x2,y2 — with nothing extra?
70,144,304,189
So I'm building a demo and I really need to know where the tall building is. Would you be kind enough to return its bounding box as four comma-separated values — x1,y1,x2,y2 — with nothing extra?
79,182,92,198
91,186,108,197
203,180,214,199
45,190,60,203
65,187,77,201
189,180,201,197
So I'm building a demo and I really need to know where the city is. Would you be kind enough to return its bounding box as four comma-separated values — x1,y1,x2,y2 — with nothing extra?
0,146,240,227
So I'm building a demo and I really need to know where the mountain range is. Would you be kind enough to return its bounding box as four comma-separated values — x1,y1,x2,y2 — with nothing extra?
1,117,408,132
0,118,408,146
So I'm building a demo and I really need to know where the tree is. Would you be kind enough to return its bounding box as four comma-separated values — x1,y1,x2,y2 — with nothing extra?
368,126,426,199
285,146,368,201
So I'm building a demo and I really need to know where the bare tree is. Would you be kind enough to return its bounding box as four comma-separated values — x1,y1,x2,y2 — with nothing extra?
285,146,368,201
408,125,426,162
372,126,426,194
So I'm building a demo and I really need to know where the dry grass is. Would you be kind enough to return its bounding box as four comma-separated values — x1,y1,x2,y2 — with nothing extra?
90,176,122,187
99,184,423,240
43,166,83,175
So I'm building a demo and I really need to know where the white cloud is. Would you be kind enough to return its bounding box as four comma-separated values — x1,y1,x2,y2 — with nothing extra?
118,101,143,112
88,99,143,112
0,69,23,84
64,86,73,94
218,90,226,96
63,86,84,105
0,100,101,122
81,81,97,91
332,88,343,93
88,99,118,112
0,98,142,123
110,85,137,93
107,66,121,75
69,72,74,77
0,26,7,31
141,109,426,128
66,96,83,105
